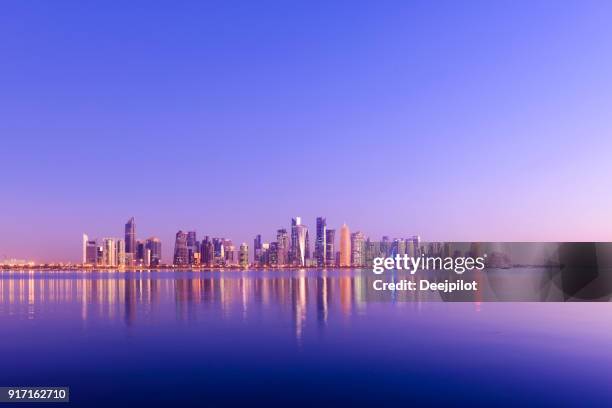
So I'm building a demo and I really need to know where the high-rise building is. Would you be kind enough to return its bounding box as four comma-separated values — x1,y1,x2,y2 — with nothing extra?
224,242,237,266
261,242,270,266
351,232,366,267
82,234,88,264
289,217,309,266
305,229,310,261
201,236,214,266
315,217,327,267
239,243,249,267
276,229,289,265
103,238,116,267
253,235,262,265
96,244,104,266
145,237,162,266
116,239,126,267
269,242,279,266
136,240,145,265
381,236,390,258
84,236,98,265
187,231,197,264
325,229,335,267
125,217,136,265
339,224,351,267
290,217,301,264
173,231,188,266
212,238,224,260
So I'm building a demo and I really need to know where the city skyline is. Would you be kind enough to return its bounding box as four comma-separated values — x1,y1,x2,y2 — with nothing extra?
76,215,420,267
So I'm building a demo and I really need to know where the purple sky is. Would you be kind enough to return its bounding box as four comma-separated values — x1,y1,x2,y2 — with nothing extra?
2,1,612,262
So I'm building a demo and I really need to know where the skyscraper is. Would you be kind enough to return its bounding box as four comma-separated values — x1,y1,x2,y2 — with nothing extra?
277,229,289,265
315,217,327,267
351,231,366,267
125,217,136,265
102,238,117,267
290,217,301,264
116,239,126,267
173,231,188,266
239,243,249,267
253,234,262,265
145,237,162,266
82,234,88,264
200,236,213,266
290,217,308,266
136,240,145,265
84,236,98,265
339,224,351,267
325,229,335,267
187,231,197,264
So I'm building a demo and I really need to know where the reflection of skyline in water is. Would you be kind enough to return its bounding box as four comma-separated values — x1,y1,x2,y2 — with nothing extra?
0,270,381,341
2,270,612,407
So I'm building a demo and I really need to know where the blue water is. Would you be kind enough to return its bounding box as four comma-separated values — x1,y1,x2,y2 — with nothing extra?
0,269,611,407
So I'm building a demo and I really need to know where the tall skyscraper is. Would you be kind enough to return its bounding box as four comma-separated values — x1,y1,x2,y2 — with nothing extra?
201,236,213,266
276,229,289,265
116,239,126,266
82,234,88,264
325,229,335,267
136,240,145,265
173,231,188,266
84,236,98,265
351,231,366,267
339,224,351,267
125,217,136,265
290,217,308,266
253,234,262,265
145,237,162,266
187,231,197,264
239,243,249,267
102,238,117,267
269,242,279,266
315,217,327,267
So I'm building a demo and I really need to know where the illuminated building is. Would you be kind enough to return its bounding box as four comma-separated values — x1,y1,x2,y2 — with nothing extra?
315,217,326,267
253,235,262,265
277,229,289,265
145,237,162,266
136,240,145,265
290,217,308,266
325,229,335,267
201,236,213,266
269,242,279,266
173,231,188,266
351,231,366,267
339,223,351,267
103,238,117,267
84,236,98,265
116,239,126,266
82,234,88,264
125,217,136,265
187,231,198,264
239,243,248,267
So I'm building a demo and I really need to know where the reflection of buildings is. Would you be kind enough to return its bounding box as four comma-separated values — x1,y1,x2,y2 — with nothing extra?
0,270,377,341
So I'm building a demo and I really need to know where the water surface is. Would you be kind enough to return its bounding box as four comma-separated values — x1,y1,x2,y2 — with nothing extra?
1,269,611,407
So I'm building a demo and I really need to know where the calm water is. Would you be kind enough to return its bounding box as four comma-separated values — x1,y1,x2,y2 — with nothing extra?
1,269,611,407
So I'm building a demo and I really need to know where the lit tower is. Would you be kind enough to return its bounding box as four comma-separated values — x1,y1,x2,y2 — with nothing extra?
339,223,351,267
315,217,327,267
125,217,136,265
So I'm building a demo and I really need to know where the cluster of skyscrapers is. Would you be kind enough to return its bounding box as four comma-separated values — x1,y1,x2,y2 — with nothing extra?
82,216,421,268
172,231,249,267
252,216,421,268
82,217,162,267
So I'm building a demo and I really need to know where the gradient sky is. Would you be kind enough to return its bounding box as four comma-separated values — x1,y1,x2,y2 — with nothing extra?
2,1,612,262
